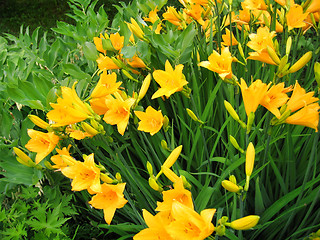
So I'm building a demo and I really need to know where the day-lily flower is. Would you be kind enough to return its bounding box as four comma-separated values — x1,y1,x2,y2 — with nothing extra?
109,32,124,51
286,81,319,113
241,0,267,10
96,54,121,71
47,84,94,127
166,201,216,240
163,6,183,26
25,130,60,164
306,0,320,13
238,79,270,116
88,183,127,224
260,82,291,118
126,18,145,40
61,153,101,193
127,55,147,69
198,47,233,80
103,94,136,135
93,33,107,54
184,4,205,25
222,29,238,46
89,95,114,115
133,210,174,240
66,127,94,140
90,72,122,99
135,106,164,135
152,60,188,99
285,103,320,132
156,178,194,212
144,6,160,24
286,4,308,31
50,145,72,169
247,27,278,65
229,215,260,230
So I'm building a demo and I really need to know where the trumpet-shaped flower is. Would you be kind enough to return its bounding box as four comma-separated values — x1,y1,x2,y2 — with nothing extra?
96,54,121,71
238,79,270,116
127,55,147,69
156,178,193,212
89,95,114,115
286,4,308,31
25,130,60,164
61,153,101,193
103,95,136,135
110,32,124,51
285,103,320,132
47,85,93,127
133,210,174,240
144,7,160,24
261,82,291,118
51,145,71,169
163,7,182,26
90,72,122,99
247,27,278,65
152,60,188,99
286,81,319,113
166,201,216,240
93,33,107,54
135,106,164,135
88,183,127,224
306,0,320,13
222,29,238,46
241,0,267,10
198,47,233,80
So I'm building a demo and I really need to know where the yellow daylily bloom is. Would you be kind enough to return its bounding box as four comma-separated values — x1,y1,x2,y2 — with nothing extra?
96,54,121,71
25,130,60,164
135,106,164,135
286,4,308,31
93,33,107,54
163,6,183,26
152,60,188,99
166,201,216,240
238,79,271,116
50,145,72,169
103,95,135,135
222,29,238,46
143,6,160,24
90,72,122,99
110,32,124,51
88,183,127,224
199,47,233,80
61,153,101,193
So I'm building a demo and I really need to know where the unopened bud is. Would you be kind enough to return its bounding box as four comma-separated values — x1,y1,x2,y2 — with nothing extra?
146,161,153,176
100,173,114,183
230,215,260,230
289,51,312,73
81,122,99,136
222,180,241,193
28,115,49,130
229,175,237,184
163,145,182,168
216,225,226,236
181,175,192,189
266,46,280,65
224,100,240,121
161,140,169,151
149,177,163,192
116,172,122,182
163,116,170,131
186,108,204,124
138,74,151,101
246,112,255,134
13,147,35,167
286,36,292,56
229,135,244,153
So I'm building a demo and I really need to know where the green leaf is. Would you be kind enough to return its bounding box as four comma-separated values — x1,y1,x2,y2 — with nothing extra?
82,41,99,61
62,64,92,82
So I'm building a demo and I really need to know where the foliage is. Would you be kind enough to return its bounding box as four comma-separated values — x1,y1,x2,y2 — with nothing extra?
1,0,320,239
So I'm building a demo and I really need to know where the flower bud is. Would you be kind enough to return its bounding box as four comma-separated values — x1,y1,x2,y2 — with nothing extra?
138,74,151,101
100,173,114,184
222,180,241,193
314,62,320,87
126,18,145,40
229,175,237,184
146,161,153,176
229,135,244,153
186,108,204,124
13,147,35,167
163,145,182,168
289,51,312,73
148,176,163,192
286,36,292,56
224,100,240,122
216,225,226,236
81,122,99,136
245,142,255,177
28,115,49,130
163,115,170,132
266,46,280,65
246,112,255,134
181,175,192,189
230,215,260,230
162,167,180,182
116,172,122,182
161,140,169,151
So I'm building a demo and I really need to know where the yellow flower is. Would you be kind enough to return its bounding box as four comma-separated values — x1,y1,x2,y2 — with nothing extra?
247,27,278,65
88,183,127,224
198,47,233,80
238,79,270,116
184,4,205,24
28,115,49,129
306,0,320,13
135,106,164,135
25,130,60,164
127,55,147,69
143,6,160,24
166,201,216,240
156,178,193,212
89,95,114,115
229,215,260,230
93,33,107,54
96,54,121,71
245,142,255,177
163,6,183,26
103,95,135,135
286,4,308,31
126,18,145,40
222,29,238,46
286,81,319,113
66,127,94,140
90,72,122,99
261,82,291,118
109,32,124,51
50,145,72,169
61,153,101,193
133,210,174,240
241,0,267,10
285,103,320,132
47,84,93,127
152,60,188,99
